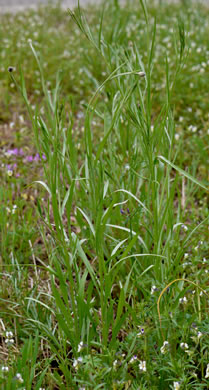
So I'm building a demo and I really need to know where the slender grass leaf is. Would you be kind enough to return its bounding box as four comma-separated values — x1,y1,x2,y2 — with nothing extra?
158,155,208,191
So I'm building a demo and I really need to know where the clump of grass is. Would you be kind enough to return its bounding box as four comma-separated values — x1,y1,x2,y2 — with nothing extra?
0,0,209,388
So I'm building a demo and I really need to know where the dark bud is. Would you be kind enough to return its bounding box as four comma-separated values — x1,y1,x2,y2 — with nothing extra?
8,67,15,73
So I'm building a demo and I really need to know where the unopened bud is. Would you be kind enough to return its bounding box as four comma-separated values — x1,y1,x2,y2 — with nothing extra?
137,71,146,77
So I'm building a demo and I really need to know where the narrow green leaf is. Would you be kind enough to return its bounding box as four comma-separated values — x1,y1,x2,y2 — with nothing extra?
115,189,151,215
158,155,208,191
77,207,95,237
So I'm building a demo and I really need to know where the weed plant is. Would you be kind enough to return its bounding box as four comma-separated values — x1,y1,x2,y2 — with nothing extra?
0,0,209,389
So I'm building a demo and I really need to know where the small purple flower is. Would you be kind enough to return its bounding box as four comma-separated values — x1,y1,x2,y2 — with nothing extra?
6,163,17,175
6,148,23,157
120,209,125,215
6,150,14,156
26,155,34,162
25,152,46,162
33,153,40,161
137,327,145,337
13,148,19,155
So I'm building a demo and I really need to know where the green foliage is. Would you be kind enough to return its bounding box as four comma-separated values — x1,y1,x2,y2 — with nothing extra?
0,0,208,388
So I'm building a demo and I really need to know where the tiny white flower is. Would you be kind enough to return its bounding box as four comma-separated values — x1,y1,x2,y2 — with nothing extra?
160,341,169,354
8,67,15,73
200,290,206,296
10,122,15,128
7,170,13,177
151,285,158,294
173,381,180,390
137,327,145,337
184,253,189,259
180,342,189,350
179,296,187,304
113,359,118,368
182,224,188,231
73,357,83,370
139,360,146,372
129,355,138,364
182,261,191,268
19,115,24,123
12,205,17,214
205,363,209,379
186,349,193,356
5,338,14,346
1,366,9,372
15,373,24,383
77,341,84,353
6,331,13,339
191,327,203,344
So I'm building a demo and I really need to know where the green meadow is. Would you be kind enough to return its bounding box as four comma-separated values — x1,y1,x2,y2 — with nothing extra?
0,0,208,388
